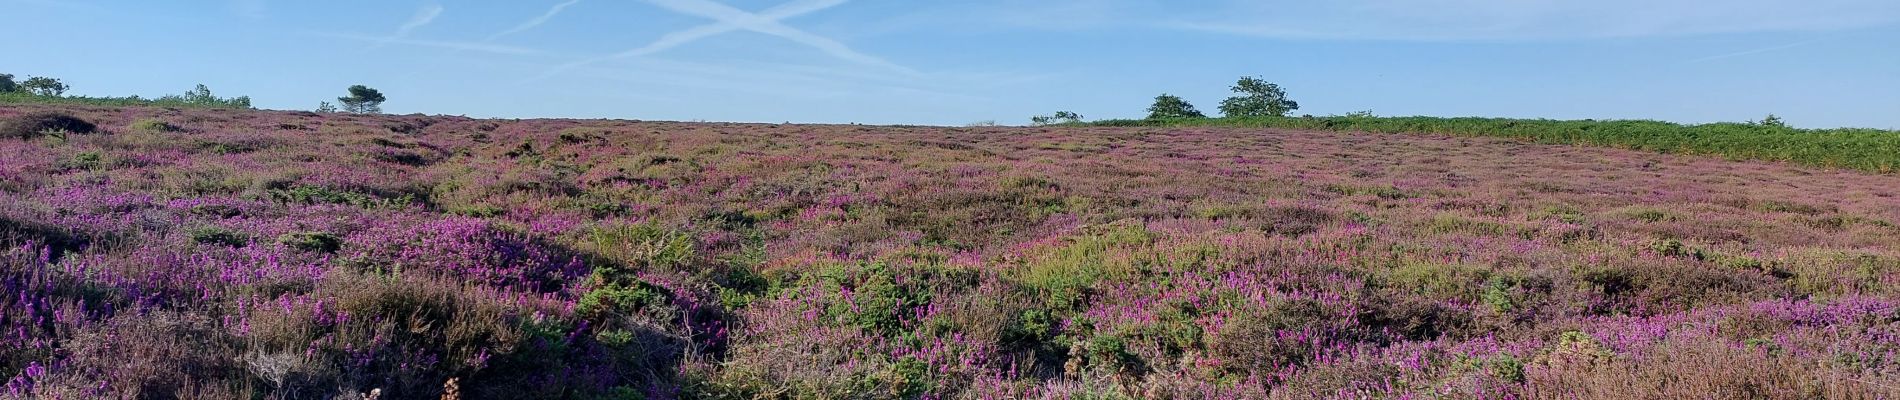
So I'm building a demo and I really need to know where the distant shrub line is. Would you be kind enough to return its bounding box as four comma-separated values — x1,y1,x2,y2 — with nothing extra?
1086,115,1900,173
0,90,252,110
1044,75,1897,173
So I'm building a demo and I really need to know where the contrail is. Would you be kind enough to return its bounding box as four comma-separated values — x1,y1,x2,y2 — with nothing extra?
536,0,915,81
644,0,909,73
1687,38,1824,63
375,4,445,48
487,0,582,41
322,32,540,55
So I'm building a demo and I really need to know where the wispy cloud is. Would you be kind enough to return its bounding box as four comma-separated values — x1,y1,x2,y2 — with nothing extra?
1159,0,1900,41
374,3,445,47
0,0,101,11
487,0,582,41
1687,38,1827,63
541,0,913,80
321,32,539,55
570,58,989,107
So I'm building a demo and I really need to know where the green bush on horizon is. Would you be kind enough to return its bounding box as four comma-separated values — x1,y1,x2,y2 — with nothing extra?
0,84,252,110
1086,115,1900,173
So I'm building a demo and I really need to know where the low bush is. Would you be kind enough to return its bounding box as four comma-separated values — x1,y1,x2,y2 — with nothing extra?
1,112,95,139
129,118,181,132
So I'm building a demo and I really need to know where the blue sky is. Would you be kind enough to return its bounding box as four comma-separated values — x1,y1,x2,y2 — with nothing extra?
3,0,1897,128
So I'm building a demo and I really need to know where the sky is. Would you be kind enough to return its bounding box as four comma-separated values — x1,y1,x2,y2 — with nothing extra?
2,0,1897,128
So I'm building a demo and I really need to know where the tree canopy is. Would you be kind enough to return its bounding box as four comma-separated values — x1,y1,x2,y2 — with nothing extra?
1146,94,1205,119
338,85,387,114
1218,76,1299,118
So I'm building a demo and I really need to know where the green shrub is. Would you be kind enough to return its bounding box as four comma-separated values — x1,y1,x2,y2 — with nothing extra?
577,281,669,319
129,119,181,132
278,231,342,253
1489,354,1526,383
59,151,103,171
1645,238,1706,260
1013,222,1152,309
269,185,407,208
189,227,250,247
1625,207,1675,223
1481,276,1519,313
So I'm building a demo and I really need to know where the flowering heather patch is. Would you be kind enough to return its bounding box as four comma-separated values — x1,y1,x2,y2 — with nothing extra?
2,104,1899,399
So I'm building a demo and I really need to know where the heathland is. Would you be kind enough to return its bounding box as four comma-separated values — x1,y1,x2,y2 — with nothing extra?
3,104,1899,399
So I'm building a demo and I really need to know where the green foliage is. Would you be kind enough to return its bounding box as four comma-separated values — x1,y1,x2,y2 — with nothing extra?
814,262,934,334
20,76,66,96
0,73,16,93
278,231,343,253
1623,207,1676,223
1145,93,1205,119
1031,111,1085,126
59,151,103,171
577,280,668,318
1481,276,1520,313
1014,222,1153,309
1217,76,1299,118
268,185,410,209
1489,354,1526,383
1645,238,1706,260
1325,184,1411,200
130,119,180,132
1086,115,1900,173
586,223,696,270
189,227,250,247
1758,114,1787,128
338,85,387,114
155,84,252,108
1083,335,1143,374
316,101,338,113
1002,309,1058,346
0,83,253,109
1387,261,1491,300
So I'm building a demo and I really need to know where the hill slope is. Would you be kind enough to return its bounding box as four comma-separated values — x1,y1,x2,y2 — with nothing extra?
3,105,1898,399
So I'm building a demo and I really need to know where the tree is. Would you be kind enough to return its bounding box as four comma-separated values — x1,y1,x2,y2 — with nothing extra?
1146,94,1204,119
0,74,16,93
337,85,387,114
1030,111,1085,126
182,84,217,104
164,84,253,108
1218,76,1298,118
20,76,67,97
1758,114,1788,128
316,102,338,113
